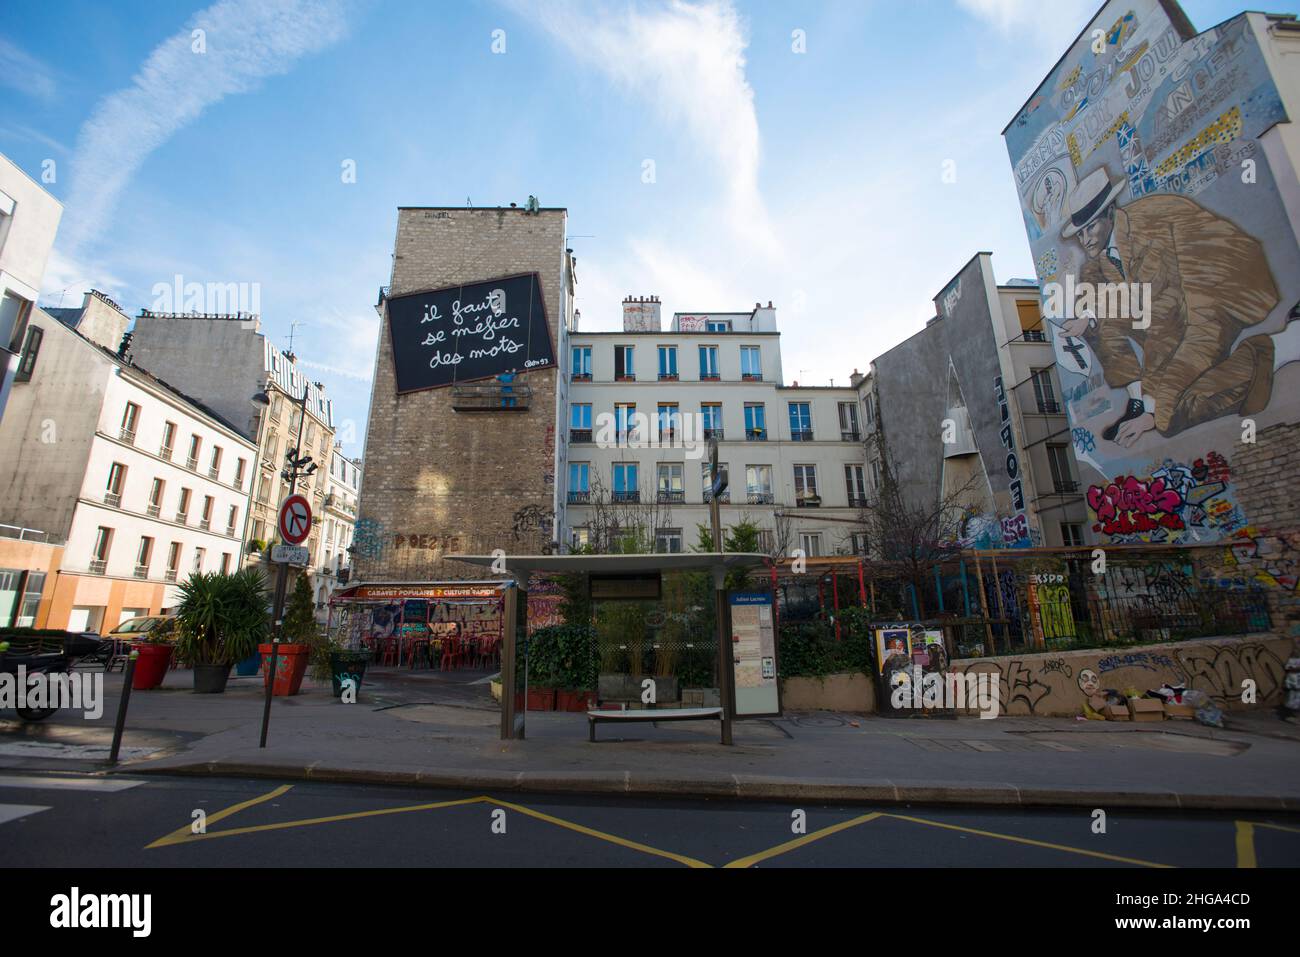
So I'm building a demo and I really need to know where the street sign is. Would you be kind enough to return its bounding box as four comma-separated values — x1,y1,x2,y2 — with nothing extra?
278,494,312,545
271,545,309,565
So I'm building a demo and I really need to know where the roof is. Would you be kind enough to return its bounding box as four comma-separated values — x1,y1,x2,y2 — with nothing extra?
43,307,83,329
448,552,770,574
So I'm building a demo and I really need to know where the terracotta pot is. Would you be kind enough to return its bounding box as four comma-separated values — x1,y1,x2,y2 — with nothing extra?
525,687,556,711
259,643,310,696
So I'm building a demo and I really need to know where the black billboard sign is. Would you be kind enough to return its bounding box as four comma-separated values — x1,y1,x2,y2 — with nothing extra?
386,273,554,393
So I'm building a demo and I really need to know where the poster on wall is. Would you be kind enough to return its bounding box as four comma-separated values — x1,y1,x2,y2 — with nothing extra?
1003,0,1300,546
730,592,779,717
874,625,912,673
386,273,555,394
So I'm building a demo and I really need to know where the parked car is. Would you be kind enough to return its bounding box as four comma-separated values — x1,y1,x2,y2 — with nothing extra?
106,615,174,644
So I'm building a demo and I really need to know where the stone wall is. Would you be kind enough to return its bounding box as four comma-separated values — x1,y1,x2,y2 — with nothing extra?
354,207,568,582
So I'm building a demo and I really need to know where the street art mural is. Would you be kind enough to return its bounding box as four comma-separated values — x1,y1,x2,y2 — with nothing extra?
1004,1,1300,545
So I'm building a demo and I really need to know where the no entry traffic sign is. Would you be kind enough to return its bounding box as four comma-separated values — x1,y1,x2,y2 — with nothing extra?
278,494,312,545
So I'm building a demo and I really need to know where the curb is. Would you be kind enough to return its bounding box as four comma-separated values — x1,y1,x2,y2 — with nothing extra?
123,760,1300,812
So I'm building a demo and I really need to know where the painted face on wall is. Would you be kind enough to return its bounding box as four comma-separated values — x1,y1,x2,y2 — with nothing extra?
1077,207,1115,260
1077,668,1101,697
487,288,507,317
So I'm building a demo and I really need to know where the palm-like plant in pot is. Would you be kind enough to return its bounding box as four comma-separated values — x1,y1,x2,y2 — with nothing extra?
174,570,268,693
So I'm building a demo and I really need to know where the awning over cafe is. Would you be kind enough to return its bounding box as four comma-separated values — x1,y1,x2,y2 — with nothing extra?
446,553,770,575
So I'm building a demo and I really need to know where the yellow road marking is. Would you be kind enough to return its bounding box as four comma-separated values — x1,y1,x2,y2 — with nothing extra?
147,784,294,848
723,813,883,868
1234,821,1256,868
149,795,487,847
489,798,712,868
883,813,1172,868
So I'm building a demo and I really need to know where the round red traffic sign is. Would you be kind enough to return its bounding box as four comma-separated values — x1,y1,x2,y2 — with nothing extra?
278,494,312,545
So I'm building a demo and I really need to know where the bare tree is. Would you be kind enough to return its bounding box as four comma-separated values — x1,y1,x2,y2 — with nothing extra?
583,471,676,554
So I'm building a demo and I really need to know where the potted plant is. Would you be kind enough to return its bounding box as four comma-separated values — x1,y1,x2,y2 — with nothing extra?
548,624,596,712
261,573,316,696
174,569,267,693
131,618,178,690
309,628,369,699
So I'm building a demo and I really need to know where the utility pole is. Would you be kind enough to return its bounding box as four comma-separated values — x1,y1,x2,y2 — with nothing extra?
708,436,734,745
257,383,318,748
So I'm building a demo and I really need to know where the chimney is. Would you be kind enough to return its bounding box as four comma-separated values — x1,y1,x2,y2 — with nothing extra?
849,368,864,388
622,294,661,332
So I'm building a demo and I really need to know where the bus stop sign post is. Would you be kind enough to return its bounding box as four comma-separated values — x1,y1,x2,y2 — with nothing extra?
709,436,734,746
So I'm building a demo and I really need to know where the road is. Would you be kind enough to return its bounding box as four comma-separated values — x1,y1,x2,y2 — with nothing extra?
1,769,1297,868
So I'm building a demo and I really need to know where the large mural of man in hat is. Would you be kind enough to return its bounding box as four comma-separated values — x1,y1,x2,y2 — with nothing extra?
1057,166,1300,448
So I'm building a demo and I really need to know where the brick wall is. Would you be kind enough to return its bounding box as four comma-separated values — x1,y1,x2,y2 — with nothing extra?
354,207,567,582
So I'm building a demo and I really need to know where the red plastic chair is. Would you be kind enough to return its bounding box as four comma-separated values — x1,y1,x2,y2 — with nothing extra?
440,635,463,671
381,637,401,667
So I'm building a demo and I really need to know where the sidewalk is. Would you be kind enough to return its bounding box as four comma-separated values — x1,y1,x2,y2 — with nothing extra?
5,666,1299,811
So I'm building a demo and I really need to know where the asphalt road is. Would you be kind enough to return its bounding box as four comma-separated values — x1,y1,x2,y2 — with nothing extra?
1,770,1297,868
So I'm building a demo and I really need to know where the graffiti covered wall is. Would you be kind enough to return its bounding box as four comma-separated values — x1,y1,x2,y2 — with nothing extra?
1003,1,1300,548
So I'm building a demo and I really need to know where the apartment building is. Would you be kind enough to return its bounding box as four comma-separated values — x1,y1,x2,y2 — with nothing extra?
128,313,336,576
0,299,256,632
562,297,869,557
0,151,62,428
316,445,362,618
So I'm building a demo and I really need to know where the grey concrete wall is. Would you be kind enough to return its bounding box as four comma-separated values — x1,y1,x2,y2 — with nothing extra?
0,312,108,539
129,316,266,441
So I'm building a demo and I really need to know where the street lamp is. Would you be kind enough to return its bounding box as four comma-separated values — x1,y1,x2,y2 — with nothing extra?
253,382,316,748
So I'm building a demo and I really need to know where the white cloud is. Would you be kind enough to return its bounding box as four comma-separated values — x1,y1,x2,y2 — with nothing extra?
505,0,778,261
58,0,354,254
0,36,58,101
955,0,1098,43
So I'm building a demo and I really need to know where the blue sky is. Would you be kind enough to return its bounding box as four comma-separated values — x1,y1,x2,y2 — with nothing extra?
0,0,1251,454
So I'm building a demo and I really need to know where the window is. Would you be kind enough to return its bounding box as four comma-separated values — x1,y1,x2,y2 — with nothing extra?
845,464,867,507
869,458,882,490
746,465,773,504
570,527,591,550
221,553,232,574
570,403,592,441
568,463,590,503
657,463,684,502
838,402,861,441
148,478,165,517
701,403,723,439
200,496,214,530
187,434,201,470
656,403,680,440
209,446,223,479
14,325,43,382
306,422,317,447
161,421,176,459
613,462,639,501
166,542,181,581
135,537,153,578
120,402,140,443
1017,299,1046,341
794,465,819,504
105,463,127,507
571,345,592,380
1061,523,1084,547
270,393,284,421
257,475,271,504
234,458,246,489
788,402,813,441
264,431,278,463
706,319,731,332
744,403,766,440
0,570,46,627
614,403,637,444
1047,443,1076,493
698,345,719,380
91,527,112,574
177,488,192,523
702,460,729,503
192,548,205,573
799,532,823,557
863,391,876,428
614,345,635,380
1031,368,1059,413
227,504,239,534
657,346,678,379
655,528,683,554
740,345,761,380
849,532,870,555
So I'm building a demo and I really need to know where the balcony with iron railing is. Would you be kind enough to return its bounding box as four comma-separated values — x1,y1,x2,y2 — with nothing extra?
745,428,767,442
186,456,199,472
703,490,731,504
741,372,762,382
848,495,869,508
324,494,357,516
199,518,211,531
1036,399,1062,414
208,467,220,480
146,504,161,518
160,444,173,461
569,429,593,444
841,430,861,442
616,430,640,446
450,382,533,411
134,564,149,579
571,372,592,383
176,511,189,525
612,490,640,503
703,428,724,441
790,429,814,442
89,559,107,576
567,490,591,505
657,489,685,504
796,494,822,508
699,372,720,381
104,491,122,508
165,569,178,583
119,427,136,445
1023,330,1048,342
747,491,774,505
658,373,678,381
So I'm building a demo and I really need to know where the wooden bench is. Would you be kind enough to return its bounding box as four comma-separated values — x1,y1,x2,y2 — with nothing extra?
587,707,724,742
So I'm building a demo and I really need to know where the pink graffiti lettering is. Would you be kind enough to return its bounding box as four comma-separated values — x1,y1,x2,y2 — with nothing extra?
1087,475,1186,537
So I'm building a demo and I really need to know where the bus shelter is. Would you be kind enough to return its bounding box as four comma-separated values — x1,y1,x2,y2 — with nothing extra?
448,552,773,743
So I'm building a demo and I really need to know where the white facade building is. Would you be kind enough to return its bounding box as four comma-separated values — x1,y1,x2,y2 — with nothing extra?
316,445,362,619
561,297,869,557
0,152,62,428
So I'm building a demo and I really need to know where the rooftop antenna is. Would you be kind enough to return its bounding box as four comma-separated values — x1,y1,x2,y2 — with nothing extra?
287,320,303,356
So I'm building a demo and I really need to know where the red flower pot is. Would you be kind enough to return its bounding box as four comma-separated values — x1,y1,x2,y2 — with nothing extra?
556,690,596,712
132,644,173,690
525,687,556,711
259,643,310,696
